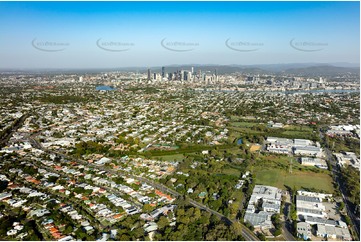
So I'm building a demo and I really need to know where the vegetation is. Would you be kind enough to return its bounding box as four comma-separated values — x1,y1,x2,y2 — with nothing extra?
73,141,110,157
339,166,360,208
38,95,87,104
325,135,360,156
251,154,334,193
271,214,282,236
254,168,334,193
154,200,244,241
228,120,318,141
161,155,249,216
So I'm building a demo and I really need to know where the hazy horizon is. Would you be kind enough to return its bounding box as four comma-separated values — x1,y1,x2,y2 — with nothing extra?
0,62,360,71
0,1,359,69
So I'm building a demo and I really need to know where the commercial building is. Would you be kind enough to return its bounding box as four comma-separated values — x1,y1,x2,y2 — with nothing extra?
293,146,323,157
296,195,327,220
296,191,352,241
297,222,312,240
316,224,351,241
334,152,360,169
299,157,328,169
244,185,283,229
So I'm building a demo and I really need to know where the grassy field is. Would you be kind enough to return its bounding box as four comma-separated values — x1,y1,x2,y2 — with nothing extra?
152,154,185,161
284,125,314,132
281,130,314,137
254,168,334,193
228,126,264,134
227,120,316,140
230,121,261,128
230,115,257,121
222,167,241,176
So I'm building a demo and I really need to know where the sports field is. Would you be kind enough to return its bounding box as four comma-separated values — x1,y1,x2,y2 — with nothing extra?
153,154,185,161
254,168,334,193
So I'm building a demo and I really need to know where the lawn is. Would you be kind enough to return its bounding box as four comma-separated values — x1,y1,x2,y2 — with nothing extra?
228,126,264,134
230,121,261,128
222,167,241,176
153,154,185,161
284,124,314,132
254,168,334,193
228,120,317,140
230,115,257,121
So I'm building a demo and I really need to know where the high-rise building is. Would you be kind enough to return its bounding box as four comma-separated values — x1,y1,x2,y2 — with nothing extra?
184,71,189,81
147,69,151,81
161,67,165,78
153,73,157,80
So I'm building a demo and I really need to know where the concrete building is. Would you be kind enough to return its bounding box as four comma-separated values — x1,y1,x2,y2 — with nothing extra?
294,139,313,147
296,195,327,220
244,211,273,229
294,146,322,157
316,224,351,241
334,152,360,169
300,157,328,169
297,222,312,240
244,185,283,229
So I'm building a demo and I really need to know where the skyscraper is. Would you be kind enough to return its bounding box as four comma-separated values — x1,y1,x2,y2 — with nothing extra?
184,71,188,81
147,69,151,81
161,66,165,78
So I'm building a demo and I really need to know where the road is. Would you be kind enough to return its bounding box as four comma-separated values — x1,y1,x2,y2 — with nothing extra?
28,136,259,241
319,129,360,240
0,113,29,147
282,222,295,241
281,202,296,241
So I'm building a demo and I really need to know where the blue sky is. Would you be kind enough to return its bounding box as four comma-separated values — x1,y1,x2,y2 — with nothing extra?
0,1,359,69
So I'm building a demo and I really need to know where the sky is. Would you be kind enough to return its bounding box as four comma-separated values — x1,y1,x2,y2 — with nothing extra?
0,1,359,69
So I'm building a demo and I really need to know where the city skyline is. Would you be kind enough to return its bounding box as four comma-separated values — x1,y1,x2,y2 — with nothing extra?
0,1,359,69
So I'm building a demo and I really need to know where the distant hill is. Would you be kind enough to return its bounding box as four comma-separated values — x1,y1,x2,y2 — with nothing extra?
155,65,266,75
156,64,360,76
0,63,359,76
282,65,360,76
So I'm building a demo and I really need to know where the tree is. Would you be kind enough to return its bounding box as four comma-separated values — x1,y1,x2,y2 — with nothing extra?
193,208,201,220
176,208,185,217
230,202,239,217
142,204,154,213
344,215,352,225
271,213,281,230
231,222,243,236
257,232,266,241
64,225,73,234
47,176,58,183
157,216,169,230
274,228,282,236
130,227,145,240
0,180,8,192
119,233,130,240
179,216,190,225
244,221,254,231
339,202,345,211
